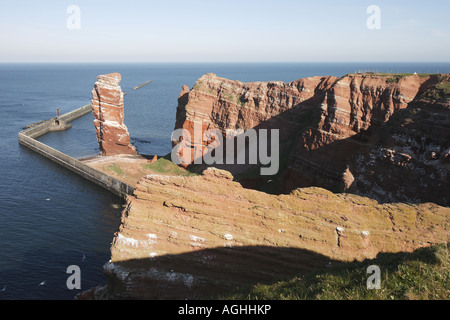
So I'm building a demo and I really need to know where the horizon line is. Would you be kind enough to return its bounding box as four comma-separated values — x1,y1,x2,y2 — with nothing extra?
1,61,450,64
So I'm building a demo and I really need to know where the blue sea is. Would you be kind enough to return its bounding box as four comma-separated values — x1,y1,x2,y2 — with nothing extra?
0,62,449,300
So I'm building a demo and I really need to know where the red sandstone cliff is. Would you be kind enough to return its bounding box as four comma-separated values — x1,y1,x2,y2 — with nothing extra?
77,73,450,300
81,167,448,300
91,73,137,156
173,73,450,206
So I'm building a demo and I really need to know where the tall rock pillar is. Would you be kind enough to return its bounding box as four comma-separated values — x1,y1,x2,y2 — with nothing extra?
91,73,137,156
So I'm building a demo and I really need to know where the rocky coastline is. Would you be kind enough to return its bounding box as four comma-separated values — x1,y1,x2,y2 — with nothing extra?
79,72,449,300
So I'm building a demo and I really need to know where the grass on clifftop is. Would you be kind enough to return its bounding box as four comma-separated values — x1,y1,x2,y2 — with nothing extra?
105,164,124,176
350,72,437,78
222,244,449,300
142,157,198,177
342,72,439,84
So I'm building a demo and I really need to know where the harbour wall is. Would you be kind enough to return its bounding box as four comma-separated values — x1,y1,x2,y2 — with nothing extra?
18,104,135,198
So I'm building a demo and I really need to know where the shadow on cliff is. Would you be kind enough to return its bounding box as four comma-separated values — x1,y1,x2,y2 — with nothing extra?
100,245,335,300
182,84,326,193
183,77,449,206
97,244,445,300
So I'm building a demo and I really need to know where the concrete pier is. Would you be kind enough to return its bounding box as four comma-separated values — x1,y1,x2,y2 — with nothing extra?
18,104,135,198
133,80,152,91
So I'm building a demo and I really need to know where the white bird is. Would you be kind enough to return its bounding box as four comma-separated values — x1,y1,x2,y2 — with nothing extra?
1,286,6,292
82,253,87,262
45,198,51,201
39,281,46,287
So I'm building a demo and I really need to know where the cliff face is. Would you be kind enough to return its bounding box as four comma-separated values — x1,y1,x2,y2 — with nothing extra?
78,72,450,300
86,168,448,300
174,73,450,206
347,96,450,204
91,73,137,156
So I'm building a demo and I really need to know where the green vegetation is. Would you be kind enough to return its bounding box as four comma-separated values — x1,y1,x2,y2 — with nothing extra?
421,80,450,101
437,81,450,91
416,73,437,78
386,76,400,83
381,73,441,83
349,72,449,101
382,73,415,78
193,80,204,90
421,84,449,101
142,157,198,177
225,93,234,101
346,72,439,83
222,93,246,106
105,164,124,176
365,72,436,77
437,81,450,96
382,73,416,83
222,244,449,300
236,95,246,107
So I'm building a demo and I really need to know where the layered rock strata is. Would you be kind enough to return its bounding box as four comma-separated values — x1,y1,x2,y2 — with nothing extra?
88,168,448,300
174,73,450,205
91,73,137,156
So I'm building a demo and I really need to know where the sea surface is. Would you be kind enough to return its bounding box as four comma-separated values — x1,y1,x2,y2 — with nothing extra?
0,62,449,300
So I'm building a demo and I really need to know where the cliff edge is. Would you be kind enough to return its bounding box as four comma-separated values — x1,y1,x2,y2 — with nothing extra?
174,73,450,206
82,167,448,300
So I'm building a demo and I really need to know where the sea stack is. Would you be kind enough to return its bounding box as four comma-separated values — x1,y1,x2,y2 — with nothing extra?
91,73,137,156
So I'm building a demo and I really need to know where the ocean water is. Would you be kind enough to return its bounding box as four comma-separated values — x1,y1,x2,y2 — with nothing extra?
0,62,449,300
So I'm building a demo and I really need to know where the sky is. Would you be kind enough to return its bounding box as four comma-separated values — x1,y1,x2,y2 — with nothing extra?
0,0,449,63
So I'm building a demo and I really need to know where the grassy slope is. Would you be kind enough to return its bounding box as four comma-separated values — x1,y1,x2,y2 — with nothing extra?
142,157,199,177
222,244,449,300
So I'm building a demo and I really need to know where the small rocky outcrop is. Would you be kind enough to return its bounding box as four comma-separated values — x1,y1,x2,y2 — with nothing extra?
87,168,448,300
91,73,137,156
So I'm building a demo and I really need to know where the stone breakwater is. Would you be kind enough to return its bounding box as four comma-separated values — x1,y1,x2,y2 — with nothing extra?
91,73,137,156
174,73,450,206
18,105,135,198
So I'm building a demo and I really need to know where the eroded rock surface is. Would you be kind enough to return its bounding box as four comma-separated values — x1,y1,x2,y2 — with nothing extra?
91,73,137,156
173,73,450,205
88,168,448,300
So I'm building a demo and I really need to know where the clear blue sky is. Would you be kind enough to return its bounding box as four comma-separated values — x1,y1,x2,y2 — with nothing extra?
0,0,449,62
